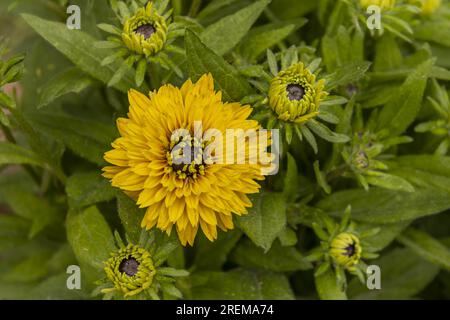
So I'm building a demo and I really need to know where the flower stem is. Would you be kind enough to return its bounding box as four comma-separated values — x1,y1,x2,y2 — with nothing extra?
188,0,202,18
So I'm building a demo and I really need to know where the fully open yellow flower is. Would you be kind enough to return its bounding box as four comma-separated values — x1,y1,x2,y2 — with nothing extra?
360,0,396,10
103,74,268,246
409,0,441,14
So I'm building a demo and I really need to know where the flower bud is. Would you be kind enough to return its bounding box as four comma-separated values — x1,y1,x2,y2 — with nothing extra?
102,244,156,297
329,232,362,270
121,2,168,57
268,62,328,124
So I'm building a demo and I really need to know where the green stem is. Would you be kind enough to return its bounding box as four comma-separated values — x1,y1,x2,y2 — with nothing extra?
172,0,183,16
326,164,348,183
188,0,202,18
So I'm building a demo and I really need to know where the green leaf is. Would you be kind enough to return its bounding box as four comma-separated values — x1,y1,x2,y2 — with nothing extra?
135,58,147,87
151,230,181,266
325,61,371,90
31,273,89,299
300,124,318,153
200,0,271,56
0,106,10,127
191,269,294,300
278,226,298,246
239,19,306,62
317,187,450,224
365,171,415,193
230,238,311,272
0,215,30,250
2,251,52,283
313,160,331,194
397,228,450,271
377,59,434,136
347,248,439,299
236,192,287,251
117,192,145,244
28,112,116,165
66,172,116,209
267,49,278,76
2,107,65,182
22,14,137,93
0,272,88,300
283,153,300,202
315,268,347,300
185,29,252,101
414,21,450,47
373,35,402,72
1,188,60,238
0,91,15,109
97,23,121,35
66,206,116,275
38,68,93,108
359,221,410,251
385,155,450,194
269,0,317,20
196,0,241,20
158,267,189,277
194,230,242,270
306,119,350,143
0,141,44,167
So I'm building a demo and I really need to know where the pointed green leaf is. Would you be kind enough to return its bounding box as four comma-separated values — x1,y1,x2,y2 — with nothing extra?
0,141,44,167
317,187,450,224
185,29,252,101
22,14,138,93
236,192,287,251
200,0,271,56
191,269,294,300
66,206,116,274
231,238,312,272
38,68,93,108
397,228,450,271
377,59,434,136
315,268,347,300
66,172,116,209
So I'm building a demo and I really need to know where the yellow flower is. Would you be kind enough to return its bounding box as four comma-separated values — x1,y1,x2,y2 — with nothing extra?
122,2,168,57
103,74,267,246
360,0,396,10
268,62,328,124
102,244,156,297
329,232,362,271
409,0,441,14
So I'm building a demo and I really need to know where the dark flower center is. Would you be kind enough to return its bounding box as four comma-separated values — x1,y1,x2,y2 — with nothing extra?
346,84,358,97
286,84,305,101
343,242,356,257
355,150,369,169
134,23,156,40
171,146,202,172
169,136,208,179
119,257,140,276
